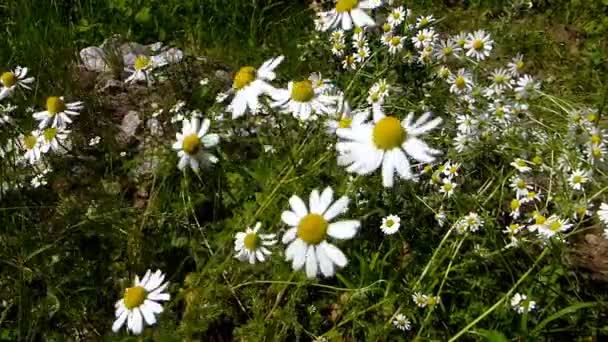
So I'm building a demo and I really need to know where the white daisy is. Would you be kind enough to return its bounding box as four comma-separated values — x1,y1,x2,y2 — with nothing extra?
514,74,540,98
387,6,406,26
354,46,371,63
281,187,360,278
412,292,428,307
172,117,219,172
412,28,436,49
342,54,358,70
448,69,473,95
443,161,460,178
488,68,513,94
537,215,572,238
510,158,532,173
229,55,284,119
510,199,521,219
508,53,525,76
510,293,536,314
40,127,70,153
380,214,401,235
124,55,167,84
452,32,468,49
454,212,483,234
271,78,336,121
416,15,434,28
440,177,456,197
392,313,412,331
234,222,277,264
387,35,405,54
325,100,369,135
509,176,532,199
112,269,170,335
434,39,461,61
336,109,442,187
319,0,379,32
33,96,83,129
598,203,608,225
464,30,493,60
0,66,35,100
20,131,42,164
568,169,590,191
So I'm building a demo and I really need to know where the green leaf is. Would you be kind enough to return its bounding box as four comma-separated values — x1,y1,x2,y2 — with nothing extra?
135,7,153,25
532,302,604,334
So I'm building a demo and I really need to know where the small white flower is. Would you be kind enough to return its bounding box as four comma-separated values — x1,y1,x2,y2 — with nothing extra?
380,214,401,235
537,215,572,238
392,313,412,331
598,203,608,225
454,212,483,234
412,28,436,49
464,30,493,60
387,6,406,26
89,136,101,146
0,66,35,100
234,222,277,264
488,68,513,94
434,39,461,61
510,158,532,173
387,35,405,54
325,100,369,135
509,176,532,199
435,210,447,227
514,74,540,98
416,15,434,28
567,169,590,191
20,131,42,164
33,96,83,129
318,0,378,32
342,54,358,70
172,117,219,172
281,187,360,278
270,77,337,121
124,55,168,84
511,293,536,314
199,78,209,86
448,69,473,95
112,269,170,335
412,292,428,307
439,177,457,197
508,53,525,76
39,127,70,154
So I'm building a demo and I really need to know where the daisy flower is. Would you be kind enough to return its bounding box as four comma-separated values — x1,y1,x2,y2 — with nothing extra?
443,161,460,178
271,77,336,121
454,212,484,234
448,69,473,95
488,68,513,94
325,100,369,135
511,158,532,173
503,223,524,235
387,6,406,26
380,214,401,235
112,269,170,335
412,28,436,49
598,203,608,225
537,215,572,238
416,15,434,28
508,53,525,76
172,117,219,172
464,30,493,60
509,176,532,199
342,54,358,70
511,293,536,314
319,0,379,32
434,39,461,61
392,313,412,331
510,199,521,219
440,177,457,197
20,131,42,164
412,292,428,307
0,66,35,100
40,127,70,154
33,96,83,129
452,32,467,49
514,74,540,98
387,35,405,54
234,222,277,264
281,187,360,278
124,55,167,84
229,55,284,119
354,46,371,63
568,169,590,191
336,109,442,187
573,201,593,220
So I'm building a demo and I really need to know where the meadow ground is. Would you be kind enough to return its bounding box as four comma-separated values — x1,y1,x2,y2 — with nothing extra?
1,0,608,340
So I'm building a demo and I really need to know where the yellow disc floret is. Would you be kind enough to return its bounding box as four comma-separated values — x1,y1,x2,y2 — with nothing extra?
46,97,66,115
24,134,38,150
390,36,402,46
455,76,466,89
233,66,256,90
1,72,17,88
472,40,484,50
291,80,314,102
43,128,57,142
338,117,353,129
335,0,358,12
297,213,328,245
182,133,201,155
123,286,146,309
373,116,406,150
134,56,151,71
243,233,259,251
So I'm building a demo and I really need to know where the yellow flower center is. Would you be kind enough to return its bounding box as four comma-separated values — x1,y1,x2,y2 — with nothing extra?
123,286,147,309
338,117,353,128
576,206,587,216
243,233,259,251
495,75,506,83
510,199,520,211
383,23,392,32
535,215,546,225
572,175,583,184
233,66,256,90
423,165,433,173
335,0,358,12
386,219,395,227
587,113,598,123
291,80,314,102
43,128,57,142
591,134,601,145
527,191,536,199
134,56,151,71
455,76,466,89
24,134,38,150
516,160,526,167
426,296,437,305
472,40,484,50
390,37,402,46
509,224,519,232
1,72,17,88
457,39,466,47
592,147,602,158
443,183,453,191
417,34,425,42
549,220,561,232
182,133,201,155
297,213,328,245
373,116,406,150
532,156,543,165
46,97,66,115
517,180,526,189
443,46,453,55
516,60,525,71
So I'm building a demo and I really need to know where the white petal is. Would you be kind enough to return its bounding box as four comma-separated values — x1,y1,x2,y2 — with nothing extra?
323,196,350,221
291,240,307,270
350,9,375,27
341,12,353,30
201,133,219,147
321,242,348,268
282,227,298,244
144,299,163,314
130,308,144,335
319,187,334,214
403,138,436,163
112,310,128,332
289,195,308,217
281,211,300,227
231,92,248,119
316,244,335,277
309,189,321,214
381,151,395,187
327,220,360,239
305,245,318,278
392,149,413,179
140,303,157,326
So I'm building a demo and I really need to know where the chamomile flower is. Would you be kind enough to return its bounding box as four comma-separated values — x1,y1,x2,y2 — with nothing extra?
392,313,412,331
435,210,447,227
112,269,170,335
510,199,522,219
0,66,34,100
488,68,513,94
440,177,457,197
172,117,219,172
40,127,70,154
511,293,536,314
464,30,493,60
281,187,360,278
588,143,607,163
33,96,83,129
443,161,460,178
124,55,167,84
319,0,379,32
514,74,540,98
597,203,608,225
412,28,436,49
503,223,524,235
416,15,434,28
20,131,42,164
537,215,572,238
568,169,590,191
387,6,406,26
511,158,532,173
234,222,277,264
380,214,401,235
271,78,336,121
508,53,525,76
412,292,428,307
354,46,371,63
509,176,532,199
452,32,468,49
336,109,442,187
387,35,405,54
573,201,593,220
229,55,284,119
434,39,460,62
325,101,369,135
448,69,473,95
342,54,358,70
454,212,483,234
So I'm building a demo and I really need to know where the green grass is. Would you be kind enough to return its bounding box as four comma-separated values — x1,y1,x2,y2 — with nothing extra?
1,0,608,340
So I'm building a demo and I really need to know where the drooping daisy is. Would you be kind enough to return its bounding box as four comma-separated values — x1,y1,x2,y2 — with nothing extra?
448,68,473,95
271,78,336,121
412,292,428,307
124,55,167,84
229,56,284,119
392,313,412,331
112,269,170,335
416,15,434,28
537,215,572,238
380,214,401,235
281,187,360,278
511,293,536,314
40,127,70,154
0,66,35,100
568,169,590,191
464,30,493,60
172,117,219,172
387,6,406,26
510,158,532,173
598,203,608,225
33,96,83,129
336,109,442,187
20,131,42,164
319,0,380,32
234,222,277,264
325,100,369,135
508,53,525,76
